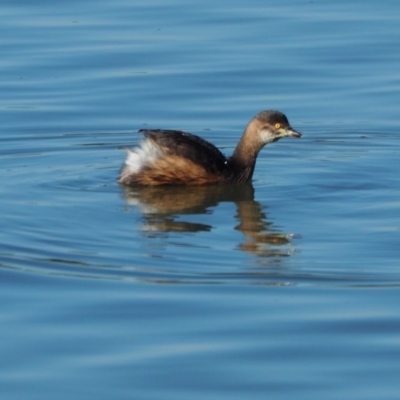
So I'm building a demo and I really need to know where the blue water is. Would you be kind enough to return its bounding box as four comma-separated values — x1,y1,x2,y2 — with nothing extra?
1,1,400,399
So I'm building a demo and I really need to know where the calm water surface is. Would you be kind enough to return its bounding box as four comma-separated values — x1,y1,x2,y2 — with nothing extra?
1,0,400,399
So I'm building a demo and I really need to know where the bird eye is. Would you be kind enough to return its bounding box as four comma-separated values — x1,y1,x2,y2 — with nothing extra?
274,123,281,129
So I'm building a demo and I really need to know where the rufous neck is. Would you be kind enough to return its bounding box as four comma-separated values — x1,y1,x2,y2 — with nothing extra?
229,128,262,182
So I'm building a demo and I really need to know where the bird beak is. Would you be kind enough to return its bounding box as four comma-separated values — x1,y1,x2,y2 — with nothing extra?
284,127,302,138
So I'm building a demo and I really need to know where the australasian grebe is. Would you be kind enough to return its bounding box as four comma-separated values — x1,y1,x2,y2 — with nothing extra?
118,110,302,186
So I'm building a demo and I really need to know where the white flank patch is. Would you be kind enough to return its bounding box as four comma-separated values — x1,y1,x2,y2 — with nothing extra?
120,139,163,179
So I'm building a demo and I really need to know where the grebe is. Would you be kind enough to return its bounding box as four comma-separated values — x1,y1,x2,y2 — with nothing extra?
118,110,301,186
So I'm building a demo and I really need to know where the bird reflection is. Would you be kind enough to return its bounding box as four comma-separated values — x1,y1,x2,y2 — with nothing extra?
122,183,295,259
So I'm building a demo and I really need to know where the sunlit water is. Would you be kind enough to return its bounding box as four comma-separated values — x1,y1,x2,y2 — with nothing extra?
1,1,400,399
